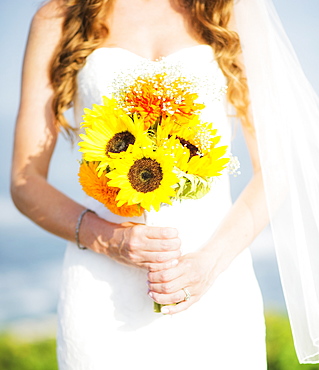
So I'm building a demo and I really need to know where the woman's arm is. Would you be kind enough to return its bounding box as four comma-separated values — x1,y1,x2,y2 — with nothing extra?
11,1,181,271
147,123,270,313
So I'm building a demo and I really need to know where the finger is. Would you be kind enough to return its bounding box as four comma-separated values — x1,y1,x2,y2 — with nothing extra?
148,289,185,305
160,299,192,315
141,250,181,264
144,226,179,240
146,259,179,272
143,237,181,252
127,225,181,252
148,275,185,294
148,263,184,283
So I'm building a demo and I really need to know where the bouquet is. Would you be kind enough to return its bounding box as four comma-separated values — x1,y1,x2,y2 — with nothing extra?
77,63,240,311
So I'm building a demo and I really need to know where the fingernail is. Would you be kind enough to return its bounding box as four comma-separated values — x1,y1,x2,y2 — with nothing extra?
171,259,178,267
161,307,170,314
148,292,153,299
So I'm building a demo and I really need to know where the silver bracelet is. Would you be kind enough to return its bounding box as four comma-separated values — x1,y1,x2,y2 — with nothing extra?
75,209,96,250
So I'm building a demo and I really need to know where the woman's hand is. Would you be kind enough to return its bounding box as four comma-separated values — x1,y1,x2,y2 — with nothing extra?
81,213,182,271
147,250,218,314
109,223,182,271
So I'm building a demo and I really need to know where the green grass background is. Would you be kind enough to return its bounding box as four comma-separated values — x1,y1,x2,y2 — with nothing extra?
0,312,318,370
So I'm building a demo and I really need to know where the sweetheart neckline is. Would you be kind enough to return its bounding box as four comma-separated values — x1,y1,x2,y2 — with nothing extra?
88,44,213,62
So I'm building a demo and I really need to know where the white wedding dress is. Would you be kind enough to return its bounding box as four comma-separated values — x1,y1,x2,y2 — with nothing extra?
57,45,267,370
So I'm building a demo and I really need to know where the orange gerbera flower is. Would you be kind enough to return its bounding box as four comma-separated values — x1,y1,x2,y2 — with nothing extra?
121,73,205,128
78,161,144,217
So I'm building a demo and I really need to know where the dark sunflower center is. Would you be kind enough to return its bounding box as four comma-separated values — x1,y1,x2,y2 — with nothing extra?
176,136,199,158
128,158,163,193
106,131,135,154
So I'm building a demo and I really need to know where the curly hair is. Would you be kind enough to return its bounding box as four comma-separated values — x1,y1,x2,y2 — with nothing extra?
50,0,250,137
49,0,109,137
182,0,250,127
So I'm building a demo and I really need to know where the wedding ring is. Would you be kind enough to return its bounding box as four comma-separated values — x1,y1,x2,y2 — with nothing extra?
183,288,191,301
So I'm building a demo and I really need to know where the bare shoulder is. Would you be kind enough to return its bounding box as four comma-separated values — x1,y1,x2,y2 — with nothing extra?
28,0,65,56
15,0,67,162
33,0,65,26
20,0,66,96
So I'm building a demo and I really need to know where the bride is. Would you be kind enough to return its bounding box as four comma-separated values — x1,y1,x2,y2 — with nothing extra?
11,0,319,368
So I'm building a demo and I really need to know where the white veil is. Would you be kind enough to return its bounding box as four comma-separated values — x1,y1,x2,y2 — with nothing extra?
233,0,319,363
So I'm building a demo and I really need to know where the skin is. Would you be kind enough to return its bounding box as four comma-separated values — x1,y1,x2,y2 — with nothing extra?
11,0,269,315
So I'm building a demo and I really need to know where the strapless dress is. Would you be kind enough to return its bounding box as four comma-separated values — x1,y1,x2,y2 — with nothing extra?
57,45,267,370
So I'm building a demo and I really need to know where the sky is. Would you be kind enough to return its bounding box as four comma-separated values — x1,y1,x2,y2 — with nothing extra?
0,0,318,323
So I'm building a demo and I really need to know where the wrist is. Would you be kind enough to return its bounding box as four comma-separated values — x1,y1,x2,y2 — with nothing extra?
78,210,114,253
199,239,234,280
75,209,96,249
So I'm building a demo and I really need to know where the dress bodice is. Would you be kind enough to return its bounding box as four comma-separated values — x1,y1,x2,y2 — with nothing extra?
75,45,231,147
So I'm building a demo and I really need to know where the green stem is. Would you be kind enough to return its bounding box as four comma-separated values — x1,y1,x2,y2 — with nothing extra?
153,302,162,313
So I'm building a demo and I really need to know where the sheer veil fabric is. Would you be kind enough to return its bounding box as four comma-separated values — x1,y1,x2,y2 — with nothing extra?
233,0,319,363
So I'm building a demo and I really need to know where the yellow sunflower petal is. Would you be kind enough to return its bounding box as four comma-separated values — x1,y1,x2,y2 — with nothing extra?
107,145,179,211
79,101,152,164
78,161,144,217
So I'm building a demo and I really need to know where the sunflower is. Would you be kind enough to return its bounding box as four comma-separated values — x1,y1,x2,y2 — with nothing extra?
155,115,198,149
81,97,120,129
154,117,178,147
171,116,223,155
106,145,179,211
175,141,230,178
78,161,144,217
191,121,222,155
79,99,150,173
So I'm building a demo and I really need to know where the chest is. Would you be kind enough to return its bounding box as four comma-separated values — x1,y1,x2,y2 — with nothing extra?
101,0,201,60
